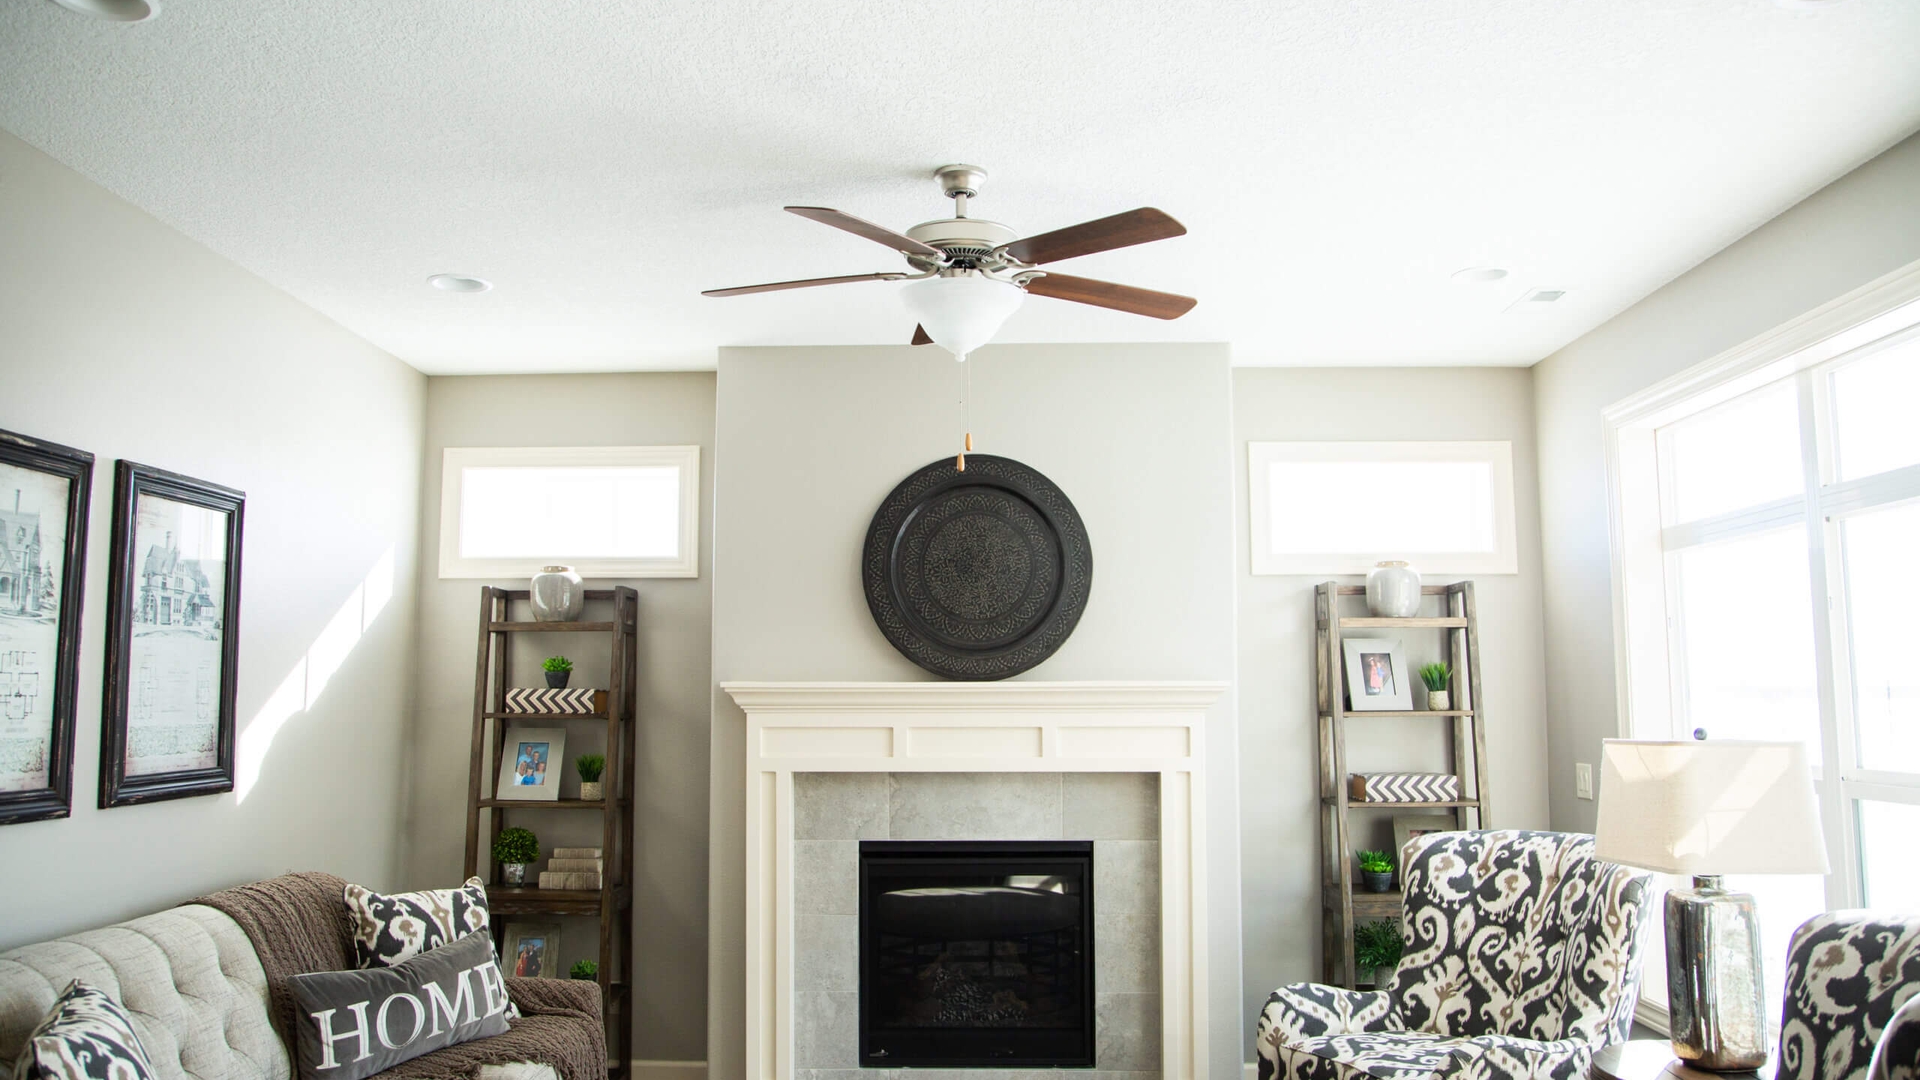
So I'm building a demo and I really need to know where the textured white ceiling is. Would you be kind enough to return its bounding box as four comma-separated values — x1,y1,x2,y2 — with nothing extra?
3,0,1918,373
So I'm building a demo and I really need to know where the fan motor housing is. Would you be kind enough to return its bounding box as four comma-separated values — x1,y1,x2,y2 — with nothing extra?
907,218,1018,250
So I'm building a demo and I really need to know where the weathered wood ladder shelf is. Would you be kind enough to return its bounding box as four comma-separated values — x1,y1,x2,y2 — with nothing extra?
1316,580,1489,989
463,586,636,1080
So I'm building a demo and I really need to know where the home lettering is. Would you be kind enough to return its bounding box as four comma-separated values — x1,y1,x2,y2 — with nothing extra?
309,963,502,1070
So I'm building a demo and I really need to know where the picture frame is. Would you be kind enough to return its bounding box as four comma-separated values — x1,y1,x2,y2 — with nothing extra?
501,921,561,979
495,724,566,802
1342,637,1412,711
1393,813,1458,869
0,428,94,826
100,462,245,808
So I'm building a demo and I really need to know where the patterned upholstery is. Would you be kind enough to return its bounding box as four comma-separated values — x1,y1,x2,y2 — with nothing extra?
1779,911,1920,1080
1256,830,1653,1080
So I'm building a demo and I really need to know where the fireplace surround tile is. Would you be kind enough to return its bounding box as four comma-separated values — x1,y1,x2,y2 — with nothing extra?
1095,992,1163,1071
794,772,890,840
886,771,1064,838
794,841,858,916
1064,772,1161,839
1095,839,1161,915
794,914,857,992
794,991,859,1069
1095,911,1161,993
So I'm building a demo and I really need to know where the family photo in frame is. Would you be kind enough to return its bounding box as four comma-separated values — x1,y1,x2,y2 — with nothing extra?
1342,637,1412,712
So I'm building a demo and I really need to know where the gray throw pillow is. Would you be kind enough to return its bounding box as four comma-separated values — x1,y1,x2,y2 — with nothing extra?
286,931,511,1080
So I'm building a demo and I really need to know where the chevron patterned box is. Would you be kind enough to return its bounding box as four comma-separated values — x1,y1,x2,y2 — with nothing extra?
502,687,608,715
1348,772,1461,802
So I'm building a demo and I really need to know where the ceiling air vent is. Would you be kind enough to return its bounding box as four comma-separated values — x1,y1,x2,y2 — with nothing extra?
1505,288,1567,314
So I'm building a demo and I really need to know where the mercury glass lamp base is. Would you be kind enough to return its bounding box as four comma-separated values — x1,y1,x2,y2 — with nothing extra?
1666,876,1769,1072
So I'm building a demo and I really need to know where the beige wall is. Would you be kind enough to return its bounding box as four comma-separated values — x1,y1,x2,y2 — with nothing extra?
0,129,425,943
1534,130,1920,834
1231,366,1552,1035
404,373,716,1065
706,343,1245,1078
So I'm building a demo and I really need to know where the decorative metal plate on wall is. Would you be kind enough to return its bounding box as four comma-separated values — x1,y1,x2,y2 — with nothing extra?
863,454,1092,681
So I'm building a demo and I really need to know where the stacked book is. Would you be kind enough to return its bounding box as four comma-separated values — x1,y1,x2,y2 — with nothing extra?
538,847,604,890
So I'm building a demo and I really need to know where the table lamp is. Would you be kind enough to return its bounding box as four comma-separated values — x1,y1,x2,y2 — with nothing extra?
1594,738,1829,1072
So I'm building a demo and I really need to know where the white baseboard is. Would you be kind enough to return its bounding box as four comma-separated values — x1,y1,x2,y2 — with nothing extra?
630,1062,704,1080
1246,1062,1259,1080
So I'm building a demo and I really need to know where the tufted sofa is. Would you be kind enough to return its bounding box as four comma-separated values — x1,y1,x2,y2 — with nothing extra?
0,901,555,1080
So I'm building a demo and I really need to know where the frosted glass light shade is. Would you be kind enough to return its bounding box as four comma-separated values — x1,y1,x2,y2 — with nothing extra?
1595,739,1829,876
899,274,1025,359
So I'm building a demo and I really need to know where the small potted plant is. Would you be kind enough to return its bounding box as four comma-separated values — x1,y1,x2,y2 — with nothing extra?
1420,662,1453,711
493,826,540,885
1358,849,1395,893
1353,918,1403,989
542,655,573,689
576,753,606,802
569,959,598,981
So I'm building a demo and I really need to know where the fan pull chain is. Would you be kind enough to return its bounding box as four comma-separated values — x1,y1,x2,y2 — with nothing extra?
956,356,973,472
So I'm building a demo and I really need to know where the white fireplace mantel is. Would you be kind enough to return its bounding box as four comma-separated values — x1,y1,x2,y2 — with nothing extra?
724,680,1226,1080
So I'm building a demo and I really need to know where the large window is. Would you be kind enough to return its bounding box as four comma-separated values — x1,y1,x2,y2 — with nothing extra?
1606,272,1920,1025
437,446,700,578
1248,441,1519,574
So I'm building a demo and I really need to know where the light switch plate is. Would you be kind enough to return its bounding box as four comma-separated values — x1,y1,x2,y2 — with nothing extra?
1575,762,1594,800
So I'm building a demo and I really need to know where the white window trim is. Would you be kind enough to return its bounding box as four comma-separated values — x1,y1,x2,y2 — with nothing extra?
1601,257,1920,1030
437,445,701,579
1248,440,1520,575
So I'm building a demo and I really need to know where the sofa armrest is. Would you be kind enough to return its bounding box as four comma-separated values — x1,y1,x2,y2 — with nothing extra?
1262,982,1397,1041
505,978,602,1021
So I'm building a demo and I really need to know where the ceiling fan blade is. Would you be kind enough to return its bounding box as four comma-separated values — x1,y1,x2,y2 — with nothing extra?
786,206,944,257
1000,207,1186,265
702,272,904,297
1022,272,1197,320
911,324,933,346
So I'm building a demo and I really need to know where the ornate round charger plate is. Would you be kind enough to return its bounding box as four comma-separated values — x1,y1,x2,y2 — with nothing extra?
863,454,1092,680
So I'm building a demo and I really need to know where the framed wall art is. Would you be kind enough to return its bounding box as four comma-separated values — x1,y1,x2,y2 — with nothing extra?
502,922,560,978
0,428,94,826
494,724,565,802
100,461,244,808
1342,636,1412,711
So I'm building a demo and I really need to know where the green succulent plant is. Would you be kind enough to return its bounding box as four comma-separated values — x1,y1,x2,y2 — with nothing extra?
1418,662,1453,692
1354,919,1404,971
1358,849,1394,874
575,753,605,783
569,959,598,980
542,655,574,673
492,826,539,866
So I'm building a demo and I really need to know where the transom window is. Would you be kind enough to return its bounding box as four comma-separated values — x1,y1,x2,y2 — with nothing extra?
1606,276,1920,1024
437,446,700,578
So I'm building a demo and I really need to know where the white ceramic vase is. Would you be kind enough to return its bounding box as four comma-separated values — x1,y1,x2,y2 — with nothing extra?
1365,561,1421,618
530,565,584,622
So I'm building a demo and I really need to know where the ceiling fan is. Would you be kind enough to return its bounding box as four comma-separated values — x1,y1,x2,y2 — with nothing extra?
702,165,1196,361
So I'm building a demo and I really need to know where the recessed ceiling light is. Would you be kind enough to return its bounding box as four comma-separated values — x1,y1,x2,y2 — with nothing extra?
428,274,492,293
47,0,155,22
1505,288,1568,314
1451,266,1510,285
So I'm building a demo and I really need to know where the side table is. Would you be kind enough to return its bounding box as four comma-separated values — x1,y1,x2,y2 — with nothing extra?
1594,1041,1774,1080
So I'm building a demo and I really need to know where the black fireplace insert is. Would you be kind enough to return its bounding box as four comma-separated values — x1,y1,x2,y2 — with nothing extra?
858,840,1095,1068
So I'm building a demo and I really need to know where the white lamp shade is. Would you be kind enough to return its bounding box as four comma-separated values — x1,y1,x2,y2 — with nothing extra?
1594,739,1829,876
899,274,1025,359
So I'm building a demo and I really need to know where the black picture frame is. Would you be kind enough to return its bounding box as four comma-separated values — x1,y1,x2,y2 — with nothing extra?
0,428,94,826
100,461,244,808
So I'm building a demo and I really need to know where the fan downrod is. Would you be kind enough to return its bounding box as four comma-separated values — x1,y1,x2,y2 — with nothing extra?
934,164,988,217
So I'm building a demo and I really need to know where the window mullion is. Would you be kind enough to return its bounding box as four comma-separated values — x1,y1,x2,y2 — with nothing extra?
1799,369,1859,908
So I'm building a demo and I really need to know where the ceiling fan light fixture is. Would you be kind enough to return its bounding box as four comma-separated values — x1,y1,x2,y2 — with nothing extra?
898,273,1025,361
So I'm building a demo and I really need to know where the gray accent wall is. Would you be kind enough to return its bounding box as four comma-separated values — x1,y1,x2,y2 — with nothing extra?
403,372,717,1064
1231,366,1553,1038
708,344,1243,1079
1534,130,1920,834
0,129,426,944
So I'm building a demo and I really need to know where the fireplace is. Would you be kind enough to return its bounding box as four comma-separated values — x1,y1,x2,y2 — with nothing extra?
858,840,1095,1068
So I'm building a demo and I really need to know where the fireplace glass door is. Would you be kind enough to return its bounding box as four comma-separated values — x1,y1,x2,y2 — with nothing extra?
858,840,1095,1068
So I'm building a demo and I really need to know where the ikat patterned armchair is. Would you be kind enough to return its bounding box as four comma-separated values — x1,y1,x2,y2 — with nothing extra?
1779,911,1920,1080
1255,830,1653,1080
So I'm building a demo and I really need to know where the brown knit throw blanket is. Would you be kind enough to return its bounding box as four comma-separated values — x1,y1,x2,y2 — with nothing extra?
192,872,606,1080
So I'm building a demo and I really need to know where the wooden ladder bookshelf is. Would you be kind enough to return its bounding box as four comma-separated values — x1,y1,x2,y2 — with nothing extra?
1316,580,1489,989
464,586,636,1080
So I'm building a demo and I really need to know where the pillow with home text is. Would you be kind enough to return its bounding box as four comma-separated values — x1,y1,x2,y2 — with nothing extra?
342,876,517,1018
286,932,509,1080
